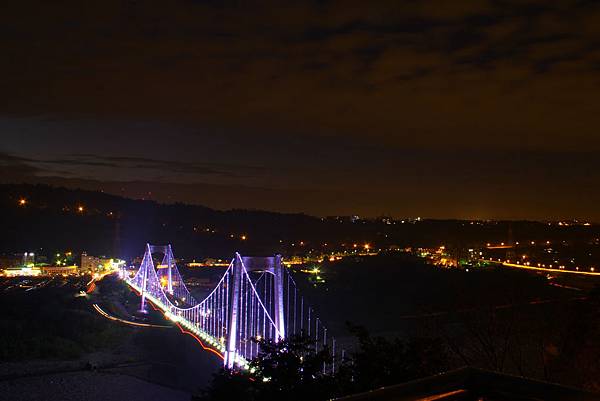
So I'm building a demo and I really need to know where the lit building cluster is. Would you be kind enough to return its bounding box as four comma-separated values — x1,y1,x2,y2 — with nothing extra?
0,250,124,277
81,252,125,274
413,246,461,268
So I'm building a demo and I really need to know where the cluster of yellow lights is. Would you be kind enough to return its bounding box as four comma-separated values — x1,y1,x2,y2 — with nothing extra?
485,240,559,248
18,197,88,214
558,221,592,227
486,257,599,275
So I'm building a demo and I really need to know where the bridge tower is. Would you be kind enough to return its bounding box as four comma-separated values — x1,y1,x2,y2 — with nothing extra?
272,254,286,340
225,253,243,368
224,253,286,369
139,243,151,313
166,244,174,294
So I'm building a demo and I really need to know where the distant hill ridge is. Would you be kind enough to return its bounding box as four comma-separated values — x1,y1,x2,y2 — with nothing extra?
1,184,597,261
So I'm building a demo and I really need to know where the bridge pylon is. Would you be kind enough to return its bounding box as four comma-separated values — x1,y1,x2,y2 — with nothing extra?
272,254,286,340
139,243,152,313
166,244,174,294
224,253,286,368
225,253,243,368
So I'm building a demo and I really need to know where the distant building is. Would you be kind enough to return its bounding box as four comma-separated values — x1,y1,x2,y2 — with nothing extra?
283,256,305,265
0,252,39,276
81,252,104,273
0,254,24,269
80,252,125,274
187,258,229,267
3,266,42,277
22,252,35,266
41,265,78,276
3,264,77,277
81,252,115,273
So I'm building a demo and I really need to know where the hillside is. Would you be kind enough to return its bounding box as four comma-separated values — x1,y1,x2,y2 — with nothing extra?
2,184,598,260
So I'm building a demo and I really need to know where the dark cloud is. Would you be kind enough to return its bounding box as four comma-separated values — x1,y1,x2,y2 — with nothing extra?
68,155,238,176
1,0,600,219
0,152,246,180
0,153,43,181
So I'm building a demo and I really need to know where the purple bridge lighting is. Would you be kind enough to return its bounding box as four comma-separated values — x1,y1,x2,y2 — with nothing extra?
124,244,337,371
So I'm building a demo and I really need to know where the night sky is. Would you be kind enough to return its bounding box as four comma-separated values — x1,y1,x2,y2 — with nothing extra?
2,0,600,220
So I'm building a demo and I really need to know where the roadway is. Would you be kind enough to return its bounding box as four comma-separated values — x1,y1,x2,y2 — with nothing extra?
91,303,172,328
482,260,600,276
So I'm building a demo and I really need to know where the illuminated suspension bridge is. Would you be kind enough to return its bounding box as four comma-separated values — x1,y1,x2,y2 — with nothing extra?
124,244,338,371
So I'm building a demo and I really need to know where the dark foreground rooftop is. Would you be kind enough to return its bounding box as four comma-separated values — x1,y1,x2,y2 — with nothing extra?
337,367,600,401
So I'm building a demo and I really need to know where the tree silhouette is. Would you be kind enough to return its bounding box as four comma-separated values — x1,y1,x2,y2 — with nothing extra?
196,327,449,401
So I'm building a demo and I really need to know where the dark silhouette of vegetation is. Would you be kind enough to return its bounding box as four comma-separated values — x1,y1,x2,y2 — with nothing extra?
432,285,600,393
197,335,336,401
546,286,600,391
0,284,128,361
196,326,449,401
338,324,449,394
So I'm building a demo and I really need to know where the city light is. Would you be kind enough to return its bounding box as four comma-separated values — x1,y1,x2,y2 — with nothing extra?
18,198,27,206
77,205,84,213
